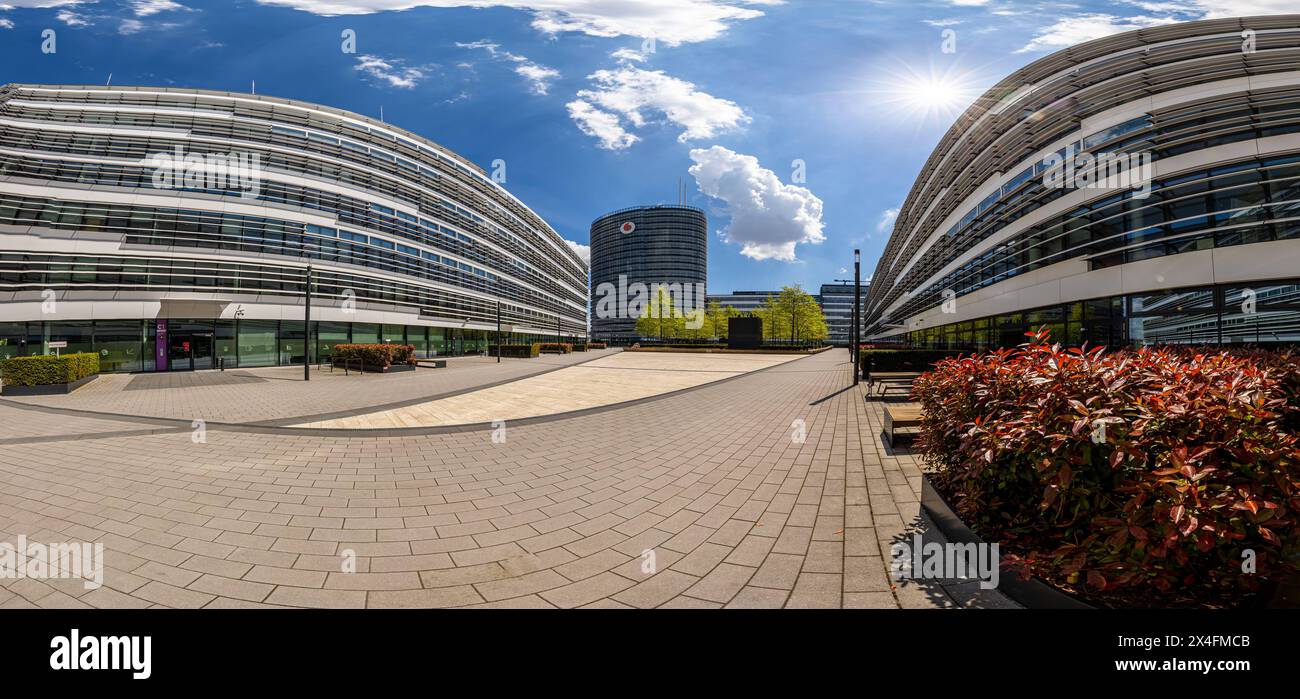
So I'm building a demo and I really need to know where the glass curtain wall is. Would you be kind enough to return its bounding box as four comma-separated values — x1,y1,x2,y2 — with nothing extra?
902,280,1300,350
237,320,278,367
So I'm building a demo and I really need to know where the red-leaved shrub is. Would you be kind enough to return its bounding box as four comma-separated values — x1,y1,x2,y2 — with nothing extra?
331,343,416,369
912,331,1300,607
538,343,573,354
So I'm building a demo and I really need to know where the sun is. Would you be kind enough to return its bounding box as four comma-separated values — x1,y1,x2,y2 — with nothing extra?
903,76,967,112
872,62,986,125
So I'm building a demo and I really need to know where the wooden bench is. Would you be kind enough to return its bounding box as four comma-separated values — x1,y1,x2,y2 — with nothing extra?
866,371,923,399
882,405,924,447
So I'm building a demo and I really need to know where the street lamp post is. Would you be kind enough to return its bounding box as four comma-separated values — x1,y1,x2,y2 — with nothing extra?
853,249,860,385
304,264,312,382
496,298,502,363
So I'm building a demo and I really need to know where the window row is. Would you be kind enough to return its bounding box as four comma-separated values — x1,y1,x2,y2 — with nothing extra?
896,280,1300,350
0,319,576,373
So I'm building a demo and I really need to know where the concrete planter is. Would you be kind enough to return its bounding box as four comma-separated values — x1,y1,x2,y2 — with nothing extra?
373,364,417,373
922,475,1294,609
921,475,1094,609
1,373,98,396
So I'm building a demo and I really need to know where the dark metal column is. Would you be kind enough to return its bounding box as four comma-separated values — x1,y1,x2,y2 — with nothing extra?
853,249,860,385
304,264,312,381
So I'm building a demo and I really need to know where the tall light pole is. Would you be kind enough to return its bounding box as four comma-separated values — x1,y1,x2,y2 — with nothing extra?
304,263,312,381
496,298,502,363
853,249,861,385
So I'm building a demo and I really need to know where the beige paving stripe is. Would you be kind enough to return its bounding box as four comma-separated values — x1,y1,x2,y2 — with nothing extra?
292,352,805,429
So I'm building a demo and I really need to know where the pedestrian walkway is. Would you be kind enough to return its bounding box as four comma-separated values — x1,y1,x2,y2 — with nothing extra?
0,348,1016,609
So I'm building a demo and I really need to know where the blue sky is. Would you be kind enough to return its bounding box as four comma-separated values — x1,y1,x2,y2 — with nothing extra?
0,0,1293,294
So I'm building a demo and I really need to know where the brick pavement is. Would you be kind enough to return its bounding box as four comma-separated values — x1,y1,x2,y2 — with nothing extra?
0,348,1016,609
2,349,618,424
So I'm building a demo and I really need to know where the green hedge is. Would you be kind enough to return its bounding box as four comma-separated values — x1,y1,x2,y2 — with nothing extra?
0,353,100,386
587,342,607,349
331,343,416,369
538,343,573,354
859,349,968,372
488,343,541,358
570,342,588,352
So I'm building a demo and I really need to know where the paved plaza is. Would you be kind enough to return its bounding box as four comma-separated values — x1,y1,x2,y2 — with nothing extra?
293,351,806,429
2,349,619,425
0,348,1015,609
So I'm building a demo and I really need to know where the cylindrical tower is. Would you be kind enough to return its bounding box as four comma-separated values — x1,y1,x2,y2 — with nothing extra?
589,205,707,342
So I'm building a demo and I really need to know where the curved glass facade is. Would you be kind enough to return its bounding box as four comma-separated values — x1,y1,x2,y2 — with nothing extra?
0,84,588,368
589,205,706,342
864,16,1300,349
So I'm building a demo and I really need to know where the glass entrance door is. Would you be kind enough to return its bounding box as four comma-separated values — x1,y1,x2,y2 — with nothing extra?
168,331,213,370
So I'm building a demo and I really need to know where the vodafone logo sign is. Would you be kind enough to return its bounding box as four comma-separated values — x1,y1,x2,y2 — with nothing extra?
619,221,636,234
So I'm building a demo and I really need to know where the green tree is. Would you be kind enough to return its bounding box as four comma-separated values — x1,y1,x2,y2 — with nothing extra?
758,286,828,343
705,302,738,339
635,285,685,340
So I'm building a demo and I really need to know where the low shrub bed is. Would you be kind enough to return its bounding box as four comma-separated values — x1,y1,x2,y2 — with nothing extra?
587,342,607,349
628,346,829,354
570,342,588,352
488,343,540,358
331,343,416,369
0,352,100,386
860,348,967,373
538,343,573,354
637,342,724,348
912,331,1300,608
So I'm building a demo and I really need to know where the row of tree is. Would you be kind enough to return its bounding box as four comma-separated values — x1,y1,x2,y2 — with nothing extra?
634,285,829,342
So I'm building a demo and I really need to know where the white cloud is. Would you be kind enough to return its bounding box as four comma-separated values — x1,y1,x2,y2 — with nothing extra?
950,0,990,5
0,0,86,20
514,63,561,95
565,240,590,265
56,10,89,25
567,66,748,150
118,18,145,34
1185,0,1300,16
688,145,825,262
922,18,962,27
876,208,898,234
1018,13,1180,52
566,100,638,150
353,54,428,89
1014,2,1297,53
610,47,648,62
254,0,775,45
0,1,88,7
456,40,559,96
132,0,186,15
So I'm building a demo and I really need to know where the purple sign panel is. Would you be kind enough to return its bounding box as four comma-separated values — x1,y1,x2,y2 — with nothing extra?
155,319,168,371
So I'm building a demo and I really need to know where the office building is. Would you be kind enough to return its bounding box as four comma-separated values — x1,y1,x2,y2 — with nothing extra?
0,84,588,370
863,16,1300,349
